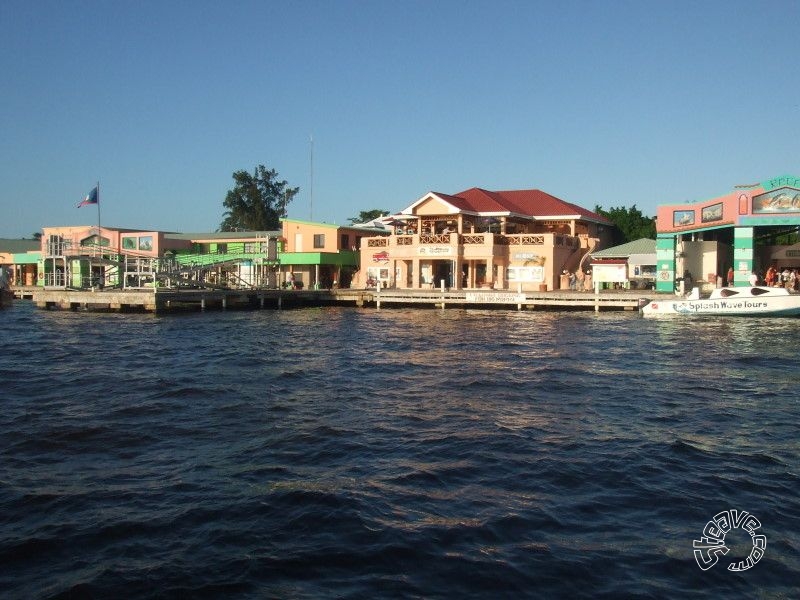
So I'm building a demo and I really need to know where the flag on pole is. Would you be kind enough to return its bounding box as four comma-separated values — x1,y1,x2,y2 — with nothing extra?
77,185,99,208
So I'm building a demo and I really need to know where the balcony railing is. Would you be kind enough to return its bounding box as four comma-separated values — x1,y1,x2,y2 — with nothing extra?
461,235,484,244
506,234,544,245
362,232,580,249
419,233,452,244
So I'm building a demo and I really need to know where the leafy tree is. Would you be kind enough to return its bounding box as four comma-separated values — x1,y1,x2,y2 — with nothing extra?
594,204,656,244
348,209,389,224
220,165,299,231
31,232,42,241
768,228,799,246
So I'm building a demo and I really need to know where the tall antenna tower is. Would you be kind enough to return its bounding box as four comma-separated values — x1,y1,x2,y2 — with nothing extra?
309,134,314,221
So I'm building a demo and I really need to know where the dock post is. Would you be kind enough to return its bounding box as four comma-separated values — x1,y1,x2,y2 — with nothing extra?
594,282,600,313
277,295,282,310
201,296,206,310
222,295,227,310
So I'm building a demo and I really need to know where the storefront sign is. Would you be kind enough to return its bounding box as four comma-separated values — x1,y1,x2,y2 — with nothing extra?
465,293,526,303
418,246,453,256
593,264,627,283
507,266,544,282
763,175,800,191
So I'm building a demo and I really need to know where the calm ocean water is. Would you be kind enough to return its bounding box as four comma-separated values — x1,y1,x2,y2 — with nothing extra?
0,300,798,599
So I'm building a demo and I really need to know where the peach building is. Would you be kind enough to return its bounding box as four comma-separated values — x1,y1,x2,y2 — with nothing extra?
356,187,612,291
279,219,386,289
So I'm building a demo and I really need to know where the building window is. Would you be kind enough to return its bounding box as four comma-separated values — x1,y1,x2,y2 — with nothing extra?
341,234,350,249
313,234,325,248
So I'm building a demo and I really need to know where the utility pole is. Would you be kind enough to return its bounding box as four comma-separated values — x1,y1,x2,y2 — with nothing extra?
309,134,314,221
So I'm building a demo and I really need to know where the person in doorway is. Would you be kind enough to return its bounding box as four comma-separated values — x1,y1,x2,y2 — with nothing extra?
576,269,585,291
748,271,759,286
787,269,796,291
727,266,734,287
683,270,693,290
782,268,791,288
765,266,776,287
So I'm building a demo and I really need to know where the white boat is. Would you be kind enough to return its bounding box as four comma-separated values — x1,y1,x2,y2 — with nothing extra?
640,286,800,317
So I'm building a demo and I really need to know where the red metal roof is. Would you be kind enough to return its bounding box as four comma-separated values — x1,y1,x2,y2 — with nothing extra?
429,187,610,223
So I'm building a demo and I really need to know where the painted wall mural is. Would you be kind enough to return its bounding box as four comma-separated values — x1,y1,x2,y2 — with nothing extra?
752,187,800,214
701,202,723,223
673,210,695,227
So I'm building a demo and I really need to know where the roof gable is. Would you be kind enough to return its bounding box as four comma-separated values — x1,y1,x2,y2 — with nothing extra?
416,194,460,215
403,192,464,215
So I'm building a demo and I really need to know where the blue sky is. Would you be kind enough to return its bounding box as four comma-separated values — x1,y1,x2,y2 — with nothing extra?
2,0,799,238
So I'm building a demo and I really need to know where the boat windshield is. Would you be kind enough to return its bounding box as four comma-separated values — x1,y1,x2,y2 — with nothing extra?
750,287,772,296
719,289,740,297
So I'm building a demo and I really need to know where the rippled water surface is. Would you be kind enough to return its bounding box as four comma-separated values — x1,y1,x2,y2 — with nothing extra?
1,301,798,598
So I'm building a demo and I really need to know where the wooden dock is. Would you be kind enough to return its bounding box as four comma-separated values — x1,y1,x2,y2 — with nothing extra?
17,286,652,313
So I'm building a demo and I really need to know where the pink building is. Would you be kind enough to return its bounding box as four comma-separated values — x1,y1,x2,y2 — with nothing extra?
653,174,800,291
39,225,191,288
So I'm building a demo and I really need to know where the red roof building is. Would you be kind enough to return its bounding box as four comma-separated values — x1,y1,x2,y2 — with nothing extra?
357,187,613,291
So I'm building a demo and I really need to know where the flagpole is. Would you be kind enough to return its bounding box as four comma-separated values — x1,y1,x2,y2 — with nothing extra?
96,181,101,237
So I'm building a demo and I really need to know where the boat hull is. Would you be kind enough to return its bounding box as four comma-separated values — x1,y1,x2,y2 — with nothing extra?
641,286,800,317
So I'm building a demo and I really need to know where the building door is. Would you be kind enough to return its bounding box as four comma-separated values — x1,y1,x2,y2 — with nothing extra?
434,260,452,288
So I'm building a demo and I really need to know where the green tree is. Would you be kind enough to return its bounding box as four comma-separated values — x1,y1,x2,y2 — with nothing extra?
220,165,299,231
348,209,389,224
594,204,656,244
